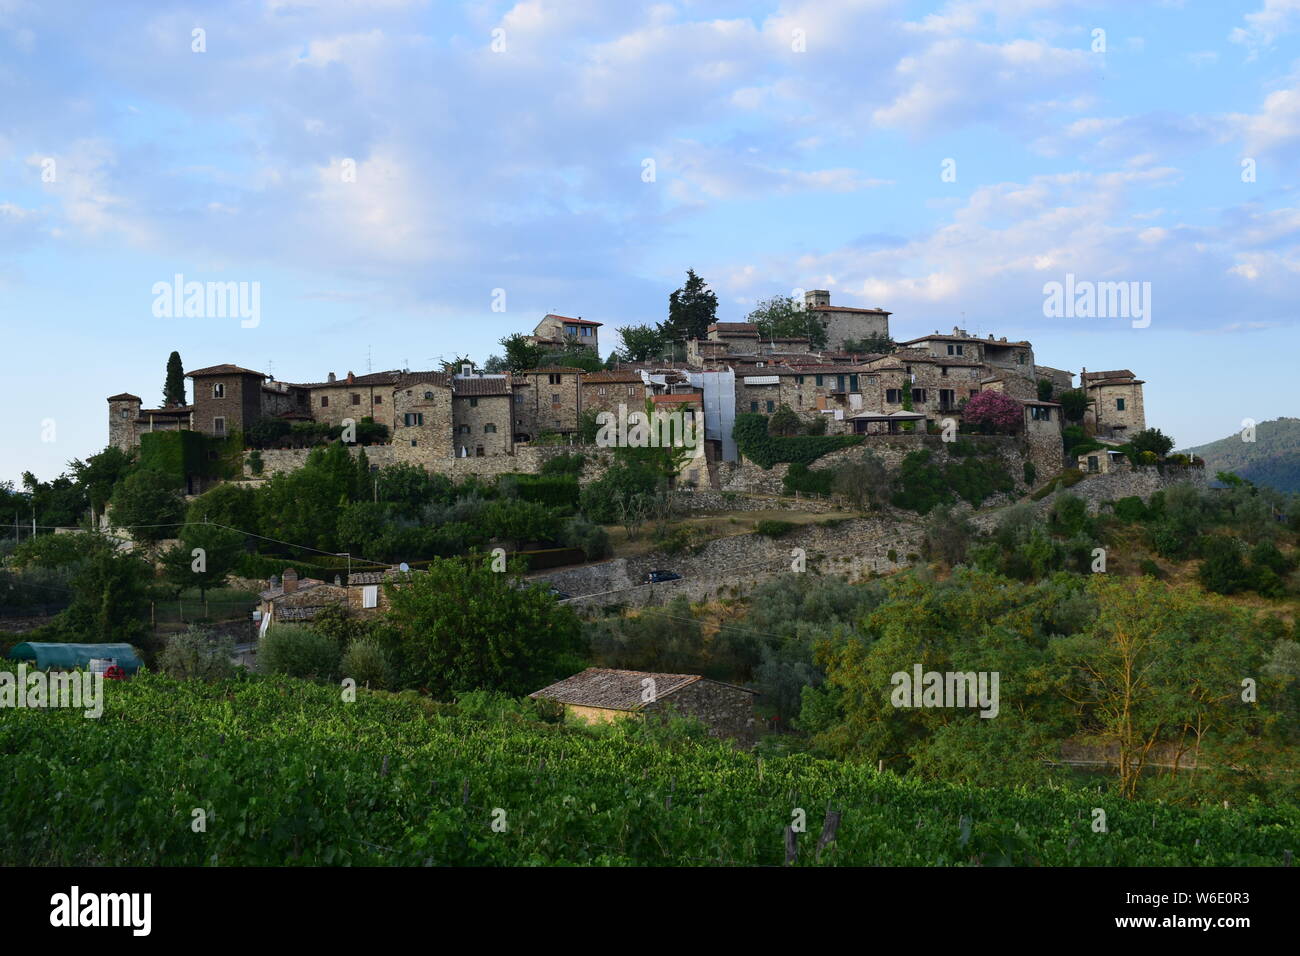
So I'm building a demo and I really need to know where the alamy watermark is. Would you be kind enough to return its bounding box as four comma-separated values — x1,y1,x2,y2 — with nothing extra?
890,664,999,718
152,274,260,328
595,404,702,456
0,663,103,718
1042,273,1151,329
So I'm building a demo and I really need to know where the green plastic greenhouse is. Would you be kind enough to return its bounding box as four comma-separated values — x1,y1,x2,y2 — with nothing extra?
7,642,142,674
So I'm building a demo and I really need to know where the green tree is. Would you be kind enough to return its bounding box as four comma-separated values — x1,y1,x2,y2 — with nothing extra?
1057,389,1092,423
68,446,134,522
164,351,186,406
616,324,666,362
383,558,584,696
108,469,185,544
1131,427,1175,459
498,333,545,373
767,404,802,437
59,543,152,644
1036,378,1054,402
746,295,828,348
660,269,717,344
160,523,245,601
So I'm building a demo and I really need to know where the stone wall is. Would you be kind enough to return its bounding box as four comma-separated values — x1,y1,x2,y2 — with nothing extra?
245,442,617,481
644,680,757,745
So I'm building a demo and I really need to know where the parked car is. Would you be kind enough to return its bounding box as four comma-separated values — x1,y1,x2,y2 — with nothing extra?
643,569,682,584
546,586,572,601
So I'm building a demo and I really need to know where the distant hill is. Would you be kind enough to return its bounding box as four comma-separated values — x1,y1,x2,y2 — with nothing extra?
1179,417,1300,492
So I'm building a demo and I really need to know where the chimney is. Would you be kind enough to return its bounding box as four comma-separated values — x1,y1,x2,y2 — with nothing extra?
283,568,299,593
327,372,336,383
346,371,355,384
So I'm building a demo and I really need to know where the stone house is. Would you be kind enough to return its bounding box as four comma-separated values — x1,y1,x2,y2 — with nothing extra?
802,290,891,350
514,366,585,440
897,329,1036,380
452,370,514,458
529,667,758,744
257,567,415,634
187,364,267,439
391,373,455,459
107,394,193,453
530,313,601,355
581,370,648,418
1017,398,1065,481
1081,368,1146,439
304,370,404,428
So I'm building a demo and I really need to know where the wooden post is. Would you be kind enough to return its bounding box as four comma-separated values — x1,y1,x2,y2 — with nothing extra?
816,809,841,862
784,825,798,866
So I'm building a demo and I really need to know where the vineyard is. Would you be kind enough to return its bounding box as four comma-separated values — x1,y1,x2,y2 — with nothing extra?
1,674,1295,866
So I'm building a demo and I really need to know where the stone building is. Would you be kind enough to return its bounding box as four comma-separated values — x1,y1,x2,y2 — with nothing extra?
1081,368,1146,439
391,374,455,459
530,313,602,355
529,668,758,744
187,364,267,438
896,329,1036,380
802,290,891,350
452,370,514,458
514,366,585,440
107,393,194,453
581,369,647,418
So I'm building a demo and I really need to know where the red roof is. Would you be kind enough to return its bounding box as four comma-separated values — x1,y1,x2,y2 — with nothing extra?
187,364,265,377
546,314,602,327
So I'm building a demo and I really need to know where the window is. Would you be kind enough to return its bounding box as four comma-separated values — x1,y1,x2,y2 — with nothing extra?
351,393,361,405
627,386,636,396
476,446,485,457
598,387,607,396
458,425,470,434
1016,353,1025,365
213,417,226,436
850,374,859,392
424,391,434,399
795,375,805,385
1116,398,1126,411
1087,455,1099,473
750,401,758,412
212,383,225,399
373,395,382,405
484,423,496,433
941,366,949,377
564,326,577,336
815,374,824,387
403,412,424,427
321,396,329,407
581,327,592,337
410,440,418,447
912,388,927,403
1031,406,1051,421
547,373,562,385
362,585,378,609
886,389,902,403
120,409,128,420
551,394,560,407
469,397,478,408
765,400,775,413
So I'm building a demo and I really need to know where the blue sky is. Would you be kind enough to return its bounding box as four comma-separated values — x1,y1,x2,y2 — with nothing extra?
2,0,1298,484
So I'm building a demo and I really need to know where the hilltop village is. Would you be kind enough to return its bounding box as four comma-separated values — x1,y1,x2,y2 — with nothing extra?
107,290,1148,492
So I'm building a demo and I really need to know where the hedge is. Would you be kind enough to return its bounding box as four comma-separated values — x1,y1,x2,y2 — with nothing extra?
733,414,863,469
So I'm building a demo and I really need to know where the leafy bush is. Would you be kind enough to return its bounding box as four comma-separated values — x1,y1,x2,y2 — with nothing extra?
259,624,341,682
1111,496,1150,523
1138,558,1164,579
783,462,834,496
158,626,237,681
341,639,395,690
562,515,612,560
540,453,586,477
1023,461,1036,486
1198,537,1250,595
754,520,796,538
733,413,863,468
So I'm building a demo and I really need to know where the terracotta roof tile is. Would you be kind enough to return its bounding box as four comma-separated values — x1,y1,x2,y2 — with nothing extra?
530,668,753,711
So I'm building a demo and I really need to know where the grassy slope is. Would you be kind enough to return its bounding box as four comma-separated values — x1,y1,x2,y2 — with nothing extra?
1,674,1295,867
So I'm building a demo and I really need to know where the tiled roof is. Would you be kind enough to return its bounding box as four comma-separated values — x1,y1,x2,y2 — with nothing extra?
1081,369,1139,385
258,578,326,601
522,366,585,375
808,304,891,314
545,314,602,327
708,322,759,336
582,371,644,384
530,668,754,711
107,393,142,402
453,377,512,397
650,393,701,404
137,405,193,415
187,364,264,377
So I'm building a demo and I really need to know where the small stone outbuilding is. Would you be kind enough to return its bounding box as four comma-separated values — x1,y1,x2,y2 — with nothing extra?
530,667,758,744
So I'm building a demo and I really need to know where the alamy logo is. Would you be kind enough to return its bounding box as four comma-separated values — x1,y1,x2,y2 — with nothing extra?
152,274,261,328
595,403,702,455
50,886,151,936
0,664,103,718
1042,273,1151,329
890,664,1000,718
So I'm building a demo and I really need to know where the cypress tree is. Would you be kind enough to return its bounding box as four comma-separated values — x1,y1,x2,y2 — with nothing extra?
164,351,186,407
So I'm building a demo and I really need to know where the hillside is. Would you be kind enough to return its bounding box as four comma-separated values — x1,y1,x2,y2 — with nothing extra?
0,674,1294,866
1180,417,1300,492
